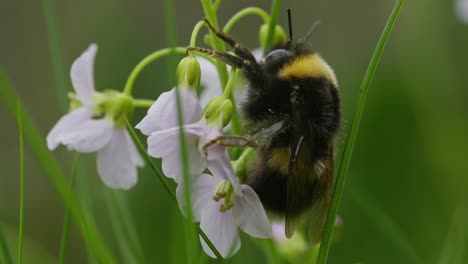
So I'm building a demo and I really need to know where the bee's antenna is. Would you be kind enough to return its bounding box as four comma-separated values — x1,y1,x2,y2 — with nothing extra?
287,9,293,43
303,20,321,43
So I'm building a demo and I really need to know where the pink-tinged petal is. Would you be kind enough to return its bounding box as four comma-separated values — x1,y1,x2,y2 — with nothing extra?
97,128,139,189
232,185,272,238
147,127,205,181
51,112,114,153
272,221,288,242
207,151,242,195
198,56,224,108
47,107,93,150
123,129,144,167
456,0,468,24
135,88,202,135
176,174,222,221
70,44,97,105
200,200,241,258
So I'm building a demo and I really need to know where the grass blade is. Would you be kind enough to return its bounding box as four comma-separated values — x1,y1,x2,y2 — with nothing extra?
0,69,116,264
0,224,14,264
103,189,145,263
124,120,224,261
16,100,25,264
165,0,197,262
316,1,406,263
57,154,79,264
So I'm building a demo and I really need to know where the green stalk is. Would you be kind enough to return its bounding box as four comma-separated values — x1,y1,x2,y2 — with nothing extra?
0,224,13,264
165,0,197,262
201,0,229,86
264,0,281,53
57,154,79,264
316,1,406,263
16,100,24,264
124,121,224,261
0,70,116,264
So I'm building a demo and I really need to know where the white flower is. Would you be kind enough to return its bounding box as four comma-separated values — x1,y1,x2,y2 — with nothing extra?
455,0,468,24
47,44,143,189
136,87,241,192
176,174,272,258
198,48,264,107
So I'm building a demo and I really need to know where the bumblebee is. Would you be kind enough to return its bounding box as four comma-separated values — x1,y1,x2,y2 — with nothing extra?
189,12,340,241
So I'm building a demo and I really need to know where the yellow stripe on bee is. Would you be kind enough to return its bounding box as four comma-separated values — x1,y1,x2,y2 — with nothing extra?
267,148,290,174
278,54,337,86
267,148,307,176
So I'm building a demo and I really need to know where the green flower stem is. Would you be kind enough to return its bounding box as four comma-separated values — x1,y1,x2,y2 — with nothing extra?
221,69,242,135
16,100,24,264
58,154,79,264
200,0,229,87
123,47,186,96
221,69,238,99
233,147,254,183
190,21,206,48
124,120,225,261
316,1,406,263
223,7,270,34
264,0,282,52
0,70,116,264
132,99,154,108
213,0,222,10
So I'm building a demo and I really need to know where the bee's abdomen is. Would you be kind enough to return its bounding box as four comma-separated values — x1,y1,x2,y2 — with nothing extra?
247,161,320,216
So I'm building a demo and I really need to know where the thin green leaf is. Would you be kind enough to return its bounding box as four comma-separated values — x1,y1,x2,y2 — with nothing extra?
437,206,467,264
124,120,224,261
0,69,116,264
104,189,145,263
57,154,79,264
316,1,406,263
165,0,197,262
16,100,25,264
0,224,14,264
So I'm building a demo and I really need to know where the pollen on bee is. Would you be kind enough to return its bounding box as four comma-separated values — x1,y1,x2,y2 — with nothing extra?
278,53,337,86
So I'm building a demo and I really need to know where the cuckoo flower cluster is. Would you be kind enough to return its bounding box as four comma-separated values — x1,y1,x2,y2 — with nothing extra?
46,44,275,257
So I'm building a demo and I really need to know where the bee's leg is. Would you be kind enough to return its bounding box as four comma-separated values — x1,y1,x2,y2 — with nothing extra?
187,46,256,72
203,135,257,151
203,18,257,63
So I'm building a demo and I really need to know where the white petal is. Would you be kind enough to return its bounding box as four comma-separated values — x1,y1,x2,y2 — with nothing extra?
200,200,241,258
61,120,113,152
207,151,242,195
135,88,202,135
251,48,264,61
176,174,221,221
47,107,93,150
232,185,272,238
198,56,224,108
70,44,97,105
456,0,468,24
123,129,144,167
147,127,205,181
97,128,140,189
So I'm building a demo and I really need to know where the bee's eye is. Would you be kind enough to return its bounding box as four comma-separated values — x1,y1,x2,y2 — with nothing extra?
263,49,292,63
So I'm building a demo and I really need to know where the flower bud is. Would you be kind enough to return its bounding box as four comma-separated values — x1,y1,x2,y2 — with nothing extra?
176,57,201,90
259,24,287,49
221,99,233,128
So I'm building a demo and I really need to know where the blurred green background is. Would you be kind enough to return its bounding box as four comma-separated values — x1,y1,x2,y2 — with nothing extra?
1,0,467,263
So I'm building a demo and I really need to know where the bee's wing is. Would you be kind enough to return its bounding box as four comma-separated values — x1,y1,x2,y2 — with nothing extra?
305,144,334,244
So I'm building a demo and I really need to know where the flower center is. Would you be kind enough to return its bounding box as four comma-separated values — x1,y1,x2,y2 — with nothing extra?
213,181,235,212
